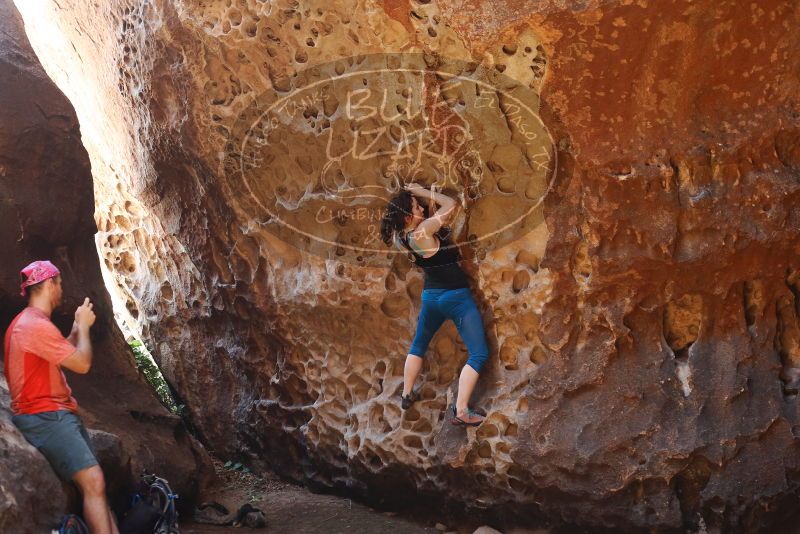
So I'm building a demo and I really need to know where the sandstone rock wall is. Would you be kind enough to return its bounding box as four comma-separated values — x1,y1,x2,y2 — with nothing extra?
0,1,211,528
12,0,800,531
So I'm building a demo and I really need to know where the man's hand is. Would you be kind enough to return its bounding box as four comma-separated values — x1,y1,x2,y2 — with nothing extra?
74,298,96,330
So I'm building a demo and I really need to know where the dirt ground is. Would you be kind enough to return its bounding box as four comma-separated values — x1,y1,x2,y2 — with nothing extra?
180,458,444,534
179,458,560,534
182,490,441,533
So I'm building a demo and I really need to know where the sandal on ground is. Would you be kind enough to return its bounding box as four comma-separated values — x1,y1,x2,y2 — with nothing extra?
400,391,419,410
450,405,485,427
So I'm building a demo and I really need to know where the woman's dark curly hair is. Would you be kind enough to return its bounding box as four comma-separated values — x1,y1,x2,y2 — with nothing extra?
380,190,414,246
380,190,450,247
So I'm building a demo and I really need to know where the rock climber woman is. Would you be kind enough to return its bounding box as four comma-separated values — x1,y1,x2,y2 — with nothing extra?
380,183,490,427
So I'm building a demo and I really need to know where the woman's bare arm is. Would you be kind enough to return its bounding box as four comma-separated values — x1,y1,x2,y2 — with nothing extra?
405,183,456,239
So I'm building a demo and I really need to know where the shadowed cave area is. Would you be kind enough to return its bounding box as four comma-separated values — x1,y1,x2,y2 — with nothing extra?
2,0,800,533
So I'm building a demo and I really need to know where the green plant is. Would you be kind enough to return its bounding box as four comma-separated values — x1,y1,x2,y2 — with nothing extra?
128,339,179,413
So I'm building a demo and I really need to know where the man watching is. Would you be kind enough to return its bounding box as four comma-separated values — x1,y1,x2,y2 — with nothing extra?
3,260,118,533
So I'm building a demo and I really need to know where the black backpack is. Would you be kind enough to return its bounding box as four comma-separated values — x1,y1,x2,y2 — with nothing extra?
119,473,180,534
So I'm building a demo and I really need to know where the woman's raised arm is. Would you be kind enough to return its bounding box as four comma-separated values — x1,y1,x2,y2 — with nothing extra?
404,183,456,238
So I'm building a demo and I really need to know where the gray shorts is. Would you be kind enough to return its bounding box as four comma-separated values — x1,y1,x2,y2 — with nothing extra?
12,410,98,481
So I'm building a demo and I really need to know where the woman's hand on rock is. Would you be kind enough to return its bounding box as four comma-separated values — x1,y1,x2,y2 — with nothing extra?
404,182,427,195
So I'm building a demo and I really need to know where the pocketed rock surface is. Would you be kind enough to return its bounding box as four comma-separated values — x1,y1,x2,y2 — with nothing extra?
11,0,800,531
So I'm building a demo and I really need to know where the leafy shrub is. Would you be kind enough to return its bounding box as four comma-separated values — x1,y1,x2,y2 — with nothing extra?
128,339,182,414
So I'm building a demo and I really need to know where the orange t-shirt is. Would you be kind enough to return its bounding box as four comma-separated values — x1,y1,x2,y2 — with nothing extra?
3,307,79,415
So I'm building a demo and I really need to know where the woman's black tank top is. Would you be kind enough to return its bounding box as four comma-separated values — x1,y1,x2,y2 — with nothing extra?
398,229,470,290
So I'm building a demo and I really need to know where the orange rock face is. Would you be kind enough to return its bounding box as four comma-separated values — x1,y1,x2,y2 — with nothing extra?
12,0,800,530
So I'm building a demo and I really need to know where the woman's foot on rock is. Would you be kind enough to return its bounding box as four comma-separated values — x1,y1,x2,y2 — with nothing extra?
400,391,418,410
451,406,484,427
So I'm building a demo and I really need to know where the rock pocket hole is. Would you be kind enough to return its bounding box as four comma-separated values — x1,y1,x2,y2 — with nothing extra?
403,435,423,449
404,407,421,422
743,279,764,329
776,293,800,396
664,294,702,397
530,345,546,365
477,423,499,439
508,477,525,492
412,419,431,433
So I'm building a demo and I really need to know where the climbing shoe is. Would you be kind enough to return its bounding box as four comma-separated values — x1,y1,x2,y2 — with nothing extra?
400,391,418,410
451,405,485,427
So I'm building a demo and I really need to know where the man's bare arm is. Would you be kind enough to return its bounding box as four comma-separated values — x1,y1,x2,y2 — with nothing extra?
60,326,92,374
67,322,79,347
60,298,95,374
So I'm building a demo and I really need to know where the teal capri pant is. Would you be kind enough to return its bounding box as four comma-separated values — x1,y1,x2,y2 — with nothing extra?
408,287,490,373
